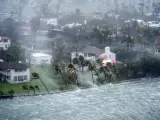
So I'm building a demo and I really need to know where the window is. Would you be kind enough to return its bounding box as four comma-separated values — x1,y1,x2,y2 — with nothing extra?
24,75,27,80
18,76,24,81
14,76,18,81
7,76,10,80
5,44,7,48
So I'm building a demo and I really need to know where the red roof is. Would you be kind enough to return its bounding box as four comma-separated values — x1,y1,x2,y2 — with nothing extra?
0,36,9,40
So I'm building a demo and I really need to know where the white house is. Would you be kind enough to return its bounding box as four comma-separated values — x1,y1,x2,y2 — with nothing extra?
100,47,116,66
0,62,30,83
0,36,11,50
41,18,58,26
71,46,102,61
31,53,52,65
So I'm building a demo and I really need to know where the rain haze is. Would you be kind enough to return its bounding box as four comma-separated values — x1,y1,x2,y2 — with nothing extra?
0,0,160,120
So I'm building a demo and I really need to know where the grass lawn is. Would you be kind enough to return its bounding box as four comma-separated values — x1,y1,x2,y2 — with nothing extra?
0,65,69,94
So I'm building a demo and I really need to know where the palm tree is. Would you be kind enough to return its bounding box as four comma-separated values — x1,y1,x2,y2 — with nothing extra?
88,62,96,83
34,85,40,93
32,72,49,93
121,35,134,48
22,85,29,95
79,55,85,72
0,91,4,98
67,63,78,84
29,86,35,95
8,89,14,97
55,65,67,87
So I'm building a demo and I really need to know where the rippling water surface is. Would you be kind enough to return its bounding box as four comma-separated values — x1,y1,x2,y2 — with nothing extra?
1,78,160,120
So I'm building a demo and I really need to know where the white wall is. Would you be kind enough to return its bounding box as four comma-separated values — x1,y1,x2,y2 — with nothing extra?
0,68,30,83
0,39,11,50
31,56,52,65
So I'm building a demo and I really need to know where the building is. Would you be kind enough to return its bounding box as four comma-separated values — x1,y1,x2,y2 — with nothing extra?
0,62,30,83
31,53,52,65
100,47,116,66
71,46,102,61
0,36,11,50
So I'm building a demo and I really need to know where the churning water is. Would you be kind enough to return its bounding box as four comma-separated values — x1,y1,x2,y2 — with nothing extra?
1,78,160,120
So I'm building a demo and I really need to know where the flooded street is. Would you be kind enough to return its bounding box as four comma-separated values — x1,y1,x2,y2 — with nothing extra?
0,78,160,120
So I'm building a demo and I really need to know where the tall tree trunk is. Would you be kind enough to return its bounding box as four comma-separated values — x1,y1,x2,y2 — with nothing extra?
91,71,94,83
39,78,49,93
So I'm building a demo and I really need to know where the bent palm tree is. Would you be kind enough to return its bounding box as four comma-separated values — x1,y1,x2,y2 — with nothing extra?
34,85,40,93
8,89,14,97
55,65,67,87
67,63,78,84
22,85,29,95
32,72,49,93
29,86,35,95
88,62,96,83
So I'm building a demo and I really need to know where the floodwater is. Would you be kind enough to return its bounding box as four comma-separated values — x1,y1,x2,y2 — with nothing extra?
0,78,160,120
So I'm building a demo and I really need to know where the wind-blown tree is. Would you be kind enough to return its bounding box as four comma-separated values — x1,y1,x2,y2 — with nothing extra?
29,86,35,95
8,89,14,97
30,16,40,42
3,18,19,43
32,72,49,93
34,85,40,93
79,55,85,72
0,45,26,62
55,65,67,87
88,62,96,83
91,27,101,46
121,35,135,48
0,91,4,98
22,85,29,95
152,2,160,15
67,64,78,84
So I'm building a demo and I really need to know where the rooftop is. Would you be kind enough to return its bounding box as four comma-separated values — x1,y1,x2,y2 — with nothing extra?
82,46,103,56
0,62,28,70
32,53,52,57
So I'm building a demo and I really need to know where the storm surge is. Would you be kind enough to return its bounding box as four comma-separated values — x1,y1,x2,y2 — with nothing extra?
0,78,160,120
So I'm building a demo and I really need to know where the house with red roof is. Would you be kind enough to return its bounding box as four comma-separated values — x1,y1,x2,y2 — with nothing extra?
0,36,10,50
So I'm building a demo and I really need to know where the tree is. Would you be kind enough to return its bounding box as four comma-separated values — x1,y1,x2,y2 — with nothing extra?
55,0,63,15
8,89,14,97
31,0,52,17
3,18,19,43
22,85,29,95
88,62,96,83
29,86,35,95
30,16,40,42
121,35,134,48
32,72,49,93
67,63,78,84
0,91,4,98
79,55,85,72
5,45,26,62
152,2,160,15
54,65,67,87
34,85,40,93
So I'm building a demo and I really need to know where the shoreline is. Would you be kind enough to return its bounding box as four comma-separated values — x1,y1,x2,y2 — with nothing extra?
0,77,155,100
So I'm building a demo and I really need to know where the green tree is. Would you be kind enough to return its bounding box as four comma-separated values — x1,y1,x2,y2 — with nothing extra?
79,55,85,72
29,86,36,95
22,85,29,95
0,91,4,98
32,72,49,93
8,89,14,97
67,63,78,84
34,85,40,93
88,62,96,83
55,65,67,87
